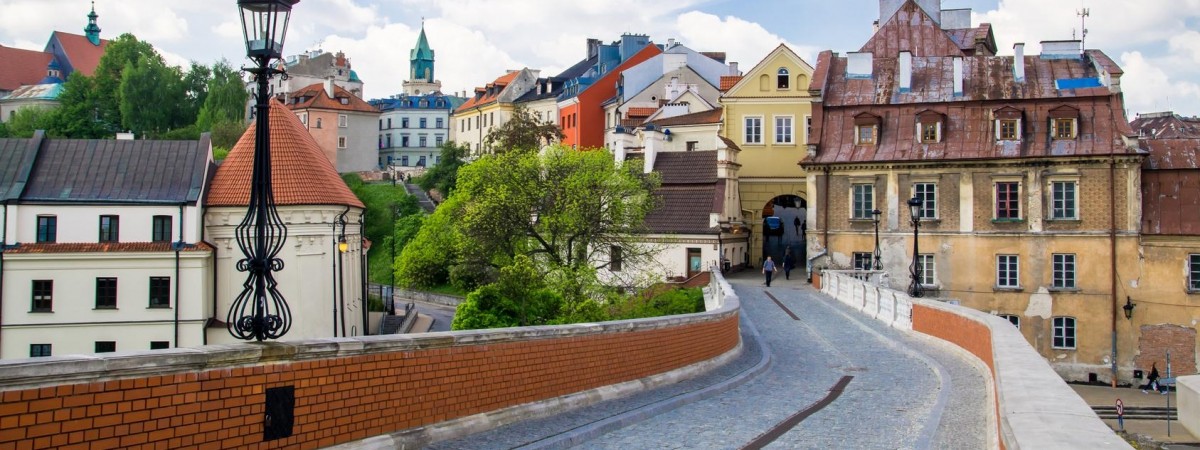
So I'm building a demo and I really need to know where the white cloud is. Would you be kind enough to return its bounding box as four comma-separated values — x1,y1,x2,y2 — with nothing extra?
1119,51,1200,116
1170,31,1200,65
975,0,1200,55
674,11,819,69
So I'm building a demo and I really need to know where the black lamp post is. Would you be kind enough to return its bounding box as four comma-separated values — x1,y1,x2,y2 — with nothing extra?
907,196,923,298
1124,296,1136,320
871,209,882,270
227,0,298,341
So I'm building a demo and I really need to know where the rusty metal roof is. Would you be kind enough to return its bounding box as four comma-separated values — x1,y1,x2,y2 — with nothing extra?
1132,113,1200,140
858,1,964,57
1142,170,1200,235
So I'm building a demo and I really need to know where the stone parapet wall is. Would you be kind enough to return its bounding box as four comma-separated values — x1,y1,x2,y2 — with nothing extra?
820,270,1131,450
0,292,740,449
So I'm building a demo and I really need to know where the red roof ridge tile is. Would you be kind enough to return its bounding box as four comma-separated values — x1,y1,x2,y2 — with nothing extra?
206,100,364,208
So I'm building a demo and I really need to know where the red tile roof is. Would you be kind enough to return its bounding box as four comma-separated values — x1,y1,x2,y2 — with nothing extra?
626,107,657,117
6,242,213,254
456,70,521,112
719,76,742,91
51,31,109,77
0,44,54,91
647,108,723,128
206,100,364,208
286,82,376,113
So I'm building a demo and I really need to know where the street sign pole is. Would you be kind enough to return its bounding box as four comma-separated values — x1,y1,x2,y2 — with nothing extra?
1167,350,1172,437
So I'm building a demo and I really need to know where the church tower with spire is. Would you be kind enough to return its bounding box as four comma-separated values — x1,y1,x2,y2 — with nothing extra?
402,21,442,95
84,1,102,46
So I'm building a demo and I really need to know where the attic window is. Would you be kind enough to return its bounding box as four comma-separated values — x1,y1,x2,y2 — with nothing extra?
339,97,349,105
916,110,944,144
994,107,1023,141
777,68,790,89
853,113,881,146
1049,105,1080,140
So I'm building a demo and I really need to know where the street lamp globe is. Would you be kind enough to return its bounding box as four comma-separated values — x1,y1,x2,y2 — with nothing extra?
907,196,922,222
238,0,298,60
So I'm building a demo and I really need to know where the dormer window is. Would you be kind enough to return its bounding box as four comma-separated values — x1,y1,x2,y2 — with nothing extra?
994,106,1023,141
854,113,881,145
916,110,944,144
1049,105,1080,140
777,68,790,89
339,97,349,105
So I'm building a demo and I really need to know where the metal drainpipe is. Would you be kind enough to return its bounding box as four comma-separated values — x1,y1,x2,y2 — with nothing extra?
174,203,185,348
1109,157,1119,387
1,200,7,352
200,206,213,346
359,213,368,336
331,213,339,337
822,166,831,254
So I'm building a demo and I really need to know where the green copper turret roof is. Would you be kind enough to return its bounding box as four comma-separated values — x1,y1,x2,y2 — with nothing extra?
410,22,435,82
84,1,102,46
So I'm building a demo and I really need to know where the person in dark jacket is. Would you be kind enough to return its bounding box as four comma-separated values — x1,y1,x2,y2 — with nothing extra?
1143,363,1161,394
783,248,796,280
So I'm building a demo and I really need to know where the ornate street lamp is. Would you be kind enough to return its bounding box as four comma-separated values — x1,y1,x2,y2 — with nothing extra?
227,0,298,341
907,197,923,298
871,209,882,270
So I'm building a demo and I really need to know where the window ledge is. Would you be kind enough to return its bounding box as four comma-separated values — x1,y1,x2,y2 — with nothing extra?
1046,218,1081,223
1047,287,1081,293
991,218,1026,224
849,218,879,223
148,306,172,309
1051,347,1077,351
1188,289,1200,295
993,286,1024,292
915,218,941,224
93,307,118,310
29,310,53,313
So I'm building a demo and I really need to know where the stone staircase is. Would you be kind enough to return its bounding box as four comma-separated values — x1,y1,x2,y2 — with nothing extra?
379,315,406,335
1093,405,1177,420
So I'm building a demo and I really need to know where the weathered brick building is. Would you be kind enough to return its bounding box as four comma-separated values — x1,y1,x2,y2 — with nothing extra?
802,0,1145,382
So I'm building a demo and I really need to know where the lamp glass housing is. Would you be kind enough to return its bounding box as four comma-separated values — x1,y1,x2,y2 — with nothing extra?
338,237,348,253
907,197,921,221
239,0,297,60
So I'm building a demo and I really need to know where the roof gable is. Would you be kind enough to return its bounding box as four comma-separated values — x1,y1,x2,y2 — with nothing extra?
858,0,964,57
0,45,55,91
287,82,376,113
49,31,109,77
206,100,363,208
724,43,814,97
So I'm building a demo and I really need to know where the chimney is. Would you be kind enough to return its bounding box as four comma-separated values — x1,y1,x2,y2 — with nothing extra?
324,78,335,98
644,128,660,174
1013,43,1025,82
952,57,963,96
729,61,739,76
847,52,874,79
667,38,676,48
1040,40,1083,59
898,51,912,92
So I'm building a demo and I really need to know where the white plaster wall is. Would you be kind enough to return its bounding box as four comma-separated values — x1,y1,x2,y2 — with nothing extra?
10,204,203,245
204,205,366,344
599,236,737,287
0,251,212,358
340,110,382,173
1180,375,1200,439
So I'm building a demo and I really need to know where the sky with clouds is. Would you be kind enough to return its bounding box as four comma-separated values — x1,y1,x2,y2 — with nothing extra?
2,0,1197,116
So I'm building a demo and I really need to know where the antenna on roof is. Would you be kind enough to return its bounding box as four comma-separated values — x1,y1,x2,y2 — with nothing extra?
1077,8,1089,49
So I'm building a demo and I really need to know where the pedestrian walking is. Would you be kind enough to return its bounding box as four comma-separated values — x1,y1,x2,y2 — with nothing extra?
763,256,777,287
783,248,796,280
1142,363,1161,394
793,216,802,236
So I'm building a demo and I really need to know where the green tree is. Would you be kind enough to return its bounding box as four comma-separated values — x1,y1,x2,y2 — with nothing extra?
119,57,189,137
52,72,107,138
415,141,468,197
210,120,248,151
180,61,211,123
90,33,161,134
1,107,59,138
454,146,659,280
196,60,248,131
396,195,463,288
483,105,563,154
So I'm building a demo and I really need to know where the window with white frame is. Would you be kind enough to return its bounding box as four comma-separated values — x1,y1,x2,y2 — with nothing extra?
917,254,935,286
1051,118,1078,140
338,136,348,149
1190,254,1200,291
995,181,1021,220
1052,253,1076,289
997,254,1019,288
744,116,763,144
1052,316,1076,349
338,114,348,128
775,116,794,144
914,182,937,219
851,184,874,219
916,111,944,143
777,68,790,89
297,113,307,125
998,314,1020,328
855,124,877,145
1050,180,1078,219
852,252,873,270
804,115,812,144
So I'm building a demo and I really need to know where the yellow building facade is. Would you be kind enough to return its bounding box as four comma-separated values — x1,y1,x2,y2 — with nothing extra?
720,44,816,267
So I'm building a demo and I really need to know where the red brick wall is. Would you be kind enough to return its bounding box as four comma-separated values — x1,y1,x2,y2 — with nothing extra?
912,304,1002,450
0,314,738,450
1135,324,1197,375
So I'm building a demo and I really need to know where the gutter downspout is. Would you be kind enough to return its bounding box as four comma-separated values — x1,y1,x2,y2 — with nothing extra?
174,203,183,348
1,200,7,353
360,213,368,336
331,214,339,337
202,206,213,346
1110,157,1119,387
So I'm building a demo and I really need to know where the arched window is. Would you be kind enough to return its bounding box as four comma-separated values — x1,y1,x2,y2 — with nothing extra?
777,68,790,89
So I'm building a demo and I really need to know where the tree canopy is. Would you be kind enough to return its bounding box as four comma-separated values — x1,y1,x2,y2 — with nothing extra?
482,105,563,154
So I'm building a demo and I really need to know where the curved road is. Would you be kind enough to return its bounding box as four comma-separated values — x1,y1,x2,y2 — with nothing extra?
430,272,990,449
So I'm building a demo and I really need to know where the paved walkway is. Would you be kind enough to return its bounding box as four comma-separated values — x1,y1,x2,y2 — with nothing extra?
404,182,437,213
429,273,990,449
1072,384,1198,446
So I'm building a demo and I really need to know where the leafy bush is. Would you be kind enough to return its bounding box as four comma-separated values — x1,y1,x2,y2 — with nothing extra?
610,287,705,320
396,196,462,288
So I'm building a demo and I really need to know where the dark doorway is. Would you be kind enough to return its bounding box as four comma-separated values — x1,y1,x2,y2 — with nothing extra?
687,248,702,279
761,195,807,273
